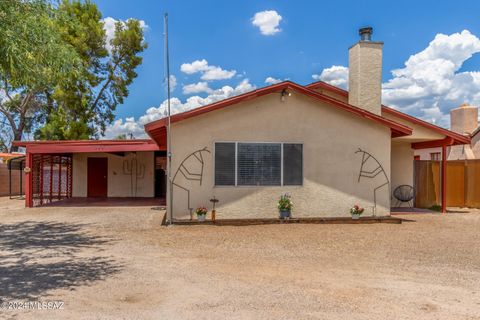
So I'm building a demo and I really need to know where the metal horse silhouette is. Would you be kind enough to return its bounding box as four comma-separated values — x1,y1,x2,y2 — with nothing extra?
172,147,211,219
355,148,389,215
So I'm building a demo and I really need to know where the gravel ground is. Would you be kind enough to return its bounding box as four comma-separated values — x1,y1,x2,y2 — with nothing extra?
0,197,479,320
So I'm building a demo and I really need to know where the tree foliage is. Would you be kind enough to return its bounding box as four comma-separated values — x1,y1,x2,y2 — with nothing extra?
0,0,78,151
0,0,147,151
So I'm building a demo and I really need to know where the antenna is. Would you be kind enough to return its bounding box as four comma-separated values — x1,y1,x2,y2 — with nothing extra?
164,13,173,224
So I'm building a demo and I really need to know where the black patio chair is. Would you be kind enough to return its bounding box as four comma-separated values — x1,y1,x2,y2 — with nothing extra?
393,185,415,208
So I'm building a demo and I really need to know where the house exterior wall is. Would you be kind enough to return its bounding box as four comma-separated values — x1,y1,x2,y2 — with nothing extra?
391,142,414,193
169,92,392,219
72,151,154,197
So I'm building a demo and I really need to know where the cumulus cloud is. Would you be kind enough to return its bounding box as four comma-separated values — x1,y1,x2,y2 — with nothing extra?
312,65,349,89
382,30,480,126
315,30,480,127
251,10,282,36
180,59,236,81
182,82,212,94
265,77,283,85
105,79,256,138
102,17,148,53
103,117,148,139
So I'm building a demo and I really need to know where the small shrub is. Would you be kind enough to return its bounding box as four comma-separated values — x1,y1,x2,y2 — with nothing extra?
195,207,208,216
277,194,293,211
350,205,365,215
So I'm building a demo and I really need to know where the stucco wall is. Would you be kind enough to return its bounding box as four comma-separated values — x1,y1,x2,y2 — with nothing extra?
391,142,414,195
169,92,392,219
72,152,154,197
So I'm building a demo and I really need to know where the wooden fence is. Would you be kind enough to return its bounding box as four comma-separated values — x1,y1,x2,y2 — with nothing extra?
0,163,23,197
414,160,480,208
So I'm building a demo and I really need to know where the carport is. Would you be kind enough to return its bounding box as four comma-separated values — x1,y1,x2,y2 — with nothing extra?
12,140,163,207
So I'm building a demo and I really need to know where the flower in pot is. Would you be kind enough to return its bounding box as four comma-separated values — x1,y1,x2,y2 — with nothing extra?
195,206,208,222
277,194,293,219
350,205,364,220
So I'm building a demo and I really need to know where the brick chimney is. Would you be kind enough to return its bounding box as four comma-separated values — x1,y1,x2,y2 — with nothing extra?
450,103,478,135
348,27,383,115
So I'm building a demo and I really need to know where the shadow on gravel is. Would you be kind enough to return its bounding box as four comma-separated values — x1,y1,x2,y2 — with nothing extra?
0,221,122,300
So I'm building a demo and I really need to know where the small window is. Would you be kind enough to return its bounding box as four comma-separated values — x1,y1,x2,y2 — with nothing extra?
430,152,441,161
215,143,236,185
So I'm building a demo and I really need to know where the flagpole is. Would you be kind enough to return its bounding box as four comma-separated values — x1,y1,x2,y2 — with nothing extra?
164,13,173,225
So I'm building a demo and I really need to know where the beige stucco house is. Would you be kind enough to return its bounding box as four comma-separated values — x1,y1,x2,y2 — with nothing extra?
15,27,470,219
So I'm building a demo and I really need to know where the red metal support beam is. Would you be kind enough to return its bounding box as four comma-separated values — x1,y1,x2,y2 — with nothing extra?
441,144,447,213
39,154,44,206
58,156,62,200
68,158,72,198
411,137,454,150
49,156,53,203
25,152,33,208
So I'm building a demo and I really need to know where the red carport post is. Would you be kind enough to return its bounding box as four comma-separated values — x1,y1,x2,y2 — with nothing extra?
25,152,33,208
441,144,447,213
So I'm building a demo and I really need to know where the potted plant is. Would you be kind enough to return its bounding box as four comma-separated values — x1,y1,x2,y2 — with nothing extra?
277,194,293,219
350,205,364,220
195,206,208,222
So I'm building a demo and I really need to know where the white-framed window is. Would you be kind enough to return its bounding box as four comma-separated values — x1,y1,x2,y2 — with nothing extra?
214,142,303,186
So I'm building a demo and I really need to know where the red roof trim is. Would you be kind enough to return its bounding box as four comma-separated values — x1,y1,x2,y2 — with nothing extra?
12,139,160,154
306,81,349,97
381,107,470,145
411,137,455,149
145,81,412,142
306,81,471,145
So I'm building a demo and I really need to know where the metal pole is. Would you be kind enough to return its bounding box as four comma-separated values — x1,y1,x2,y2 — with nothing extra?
164,13,173,224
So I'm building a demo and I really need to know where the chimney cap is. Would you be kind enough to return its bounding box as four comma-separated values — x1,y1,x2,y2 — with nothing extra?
359,27,373,41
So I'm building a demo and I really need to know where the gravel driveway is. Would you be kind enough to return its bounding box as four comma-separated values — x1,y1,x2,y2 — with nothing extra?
0,197,479,320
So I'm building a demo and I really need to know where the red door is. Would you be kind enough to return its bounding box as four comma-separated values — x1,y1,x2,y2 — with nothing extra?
87,158,108,197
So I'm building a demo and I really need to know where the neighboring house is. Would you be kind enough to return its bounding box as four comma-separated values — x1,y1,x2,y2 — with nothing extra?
414,103,479,160
14,27,470,218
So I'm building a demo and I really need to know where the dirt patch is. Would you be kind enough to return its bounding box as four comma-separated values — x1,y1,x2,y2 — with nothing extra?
0,197,479,319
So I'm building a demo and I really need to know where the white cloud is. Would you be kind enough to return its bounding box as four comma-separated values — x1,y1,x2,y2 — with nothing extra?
102,17,148,53
180,59,236,81
265,77,283,85
251,10,282,36
182,82,212,94
180,59,209,74
104,117,147,139
168,75,177,92
316,30,480,127
383,30,480,126
312,65,349,89
105,79,257,138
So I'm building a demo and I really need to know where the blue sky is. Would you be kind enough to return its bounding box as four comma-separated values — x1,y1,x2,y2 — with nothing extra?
94,0,480,137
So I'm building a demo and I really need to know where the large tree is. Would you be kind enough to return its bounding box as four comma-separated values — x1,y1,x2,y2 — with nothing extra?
35,0,147,140
0,0,78,151
0,0,147,151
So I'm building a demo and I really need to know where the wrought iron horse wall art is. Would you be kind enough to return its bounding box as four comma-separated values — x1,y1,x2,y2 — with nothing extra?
355,148,389,215
172,147,211,219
